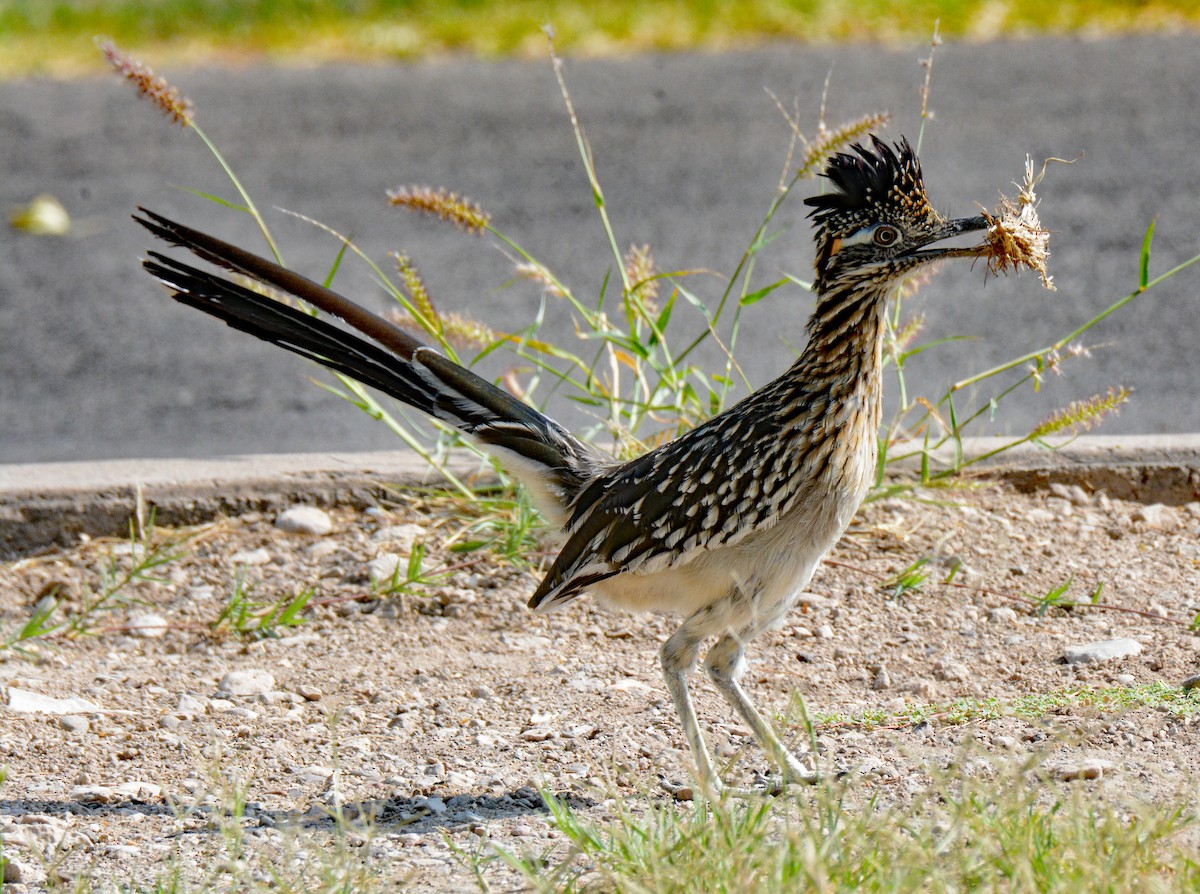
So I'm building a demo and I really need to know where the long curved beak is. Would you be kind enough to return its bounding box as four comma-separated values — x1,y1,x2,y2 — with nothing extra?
906,214,990,260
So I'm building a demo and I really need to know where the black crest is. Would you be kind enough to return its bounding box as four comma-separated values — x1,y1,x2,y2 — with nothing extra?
804,136,927,225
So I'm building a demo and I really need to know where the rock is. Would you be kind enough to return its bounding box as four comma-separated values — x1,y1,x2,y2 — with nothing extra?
1132,504,1177,529
114,781,162,801
306,539,341,559
370,523,426,552
367,553,403,586
934,659,970,682
815,624,835,639
58,715,89,734
5,688,102,715
1181,673,1200,691
605,679,650,695
1062,639,1142,665
1053,759,1114,781
295,765,335,785
230,547,272,566
218,669,276,697
520,727,555,742
296,685,323,701
1044,498,1074,518
1114,674,1136,686
870,666,892,690
275,506,333,536
1050,483,1092,506
176,693,208,715
987,607,1019,624
2,856,27,884
126,611,169,638
416,796,447,815
71,785,116,804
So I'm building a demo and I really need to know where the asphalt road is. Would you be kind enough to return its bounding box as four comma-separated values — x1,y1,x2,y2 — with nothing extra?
3,34,1198,464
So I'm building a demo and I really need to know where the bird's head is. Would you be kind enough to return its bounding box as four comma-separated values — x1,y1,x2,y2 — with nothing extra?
804,136,988,293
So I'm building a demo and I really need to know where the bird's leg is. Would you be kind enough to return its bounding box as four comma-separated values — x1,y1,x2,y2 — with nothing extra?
704,633,818,787
659,624,723,795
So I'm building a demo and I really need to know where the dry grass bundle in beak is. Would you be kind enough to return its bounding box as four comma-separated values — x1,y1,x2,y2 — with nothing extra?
981,156,1060,290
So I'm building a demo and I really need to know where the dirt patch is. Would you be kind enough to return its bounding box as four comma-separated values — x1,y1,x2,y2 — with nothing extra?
1,480,1199,890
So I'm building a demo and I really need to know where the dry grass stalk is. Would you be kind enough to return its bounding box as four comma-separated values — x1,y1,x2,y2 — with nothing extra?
387,186,490,234
100,41,193,126
982,155,1057,290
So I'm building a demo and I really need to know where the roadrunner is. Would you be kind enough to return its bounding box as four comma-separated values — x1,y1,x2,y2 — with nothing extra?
137,136,991,793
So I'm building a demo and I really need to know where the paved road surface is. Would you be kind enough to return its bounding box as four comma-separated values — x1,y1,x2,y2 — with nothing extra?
3,34,1198,464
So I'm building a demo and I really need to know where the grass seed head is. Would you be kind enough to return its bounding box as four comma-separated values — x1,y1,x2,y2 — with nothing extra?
100,40,194,126
389,308,496,352
515,261,567,299
1030,386,1130,439
982,155,1056,290
623,243,659,310
387,186,490,234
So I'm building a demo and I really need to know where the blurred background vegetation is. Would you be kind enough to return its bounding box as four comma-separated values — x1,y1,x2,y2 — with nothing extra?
3,0,1199,77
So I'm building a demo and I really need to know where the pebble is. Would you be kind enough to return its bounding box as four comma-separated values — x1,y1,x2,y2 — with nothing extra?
295,765,335,785
2,856,27,884
371,523,426,552
367,553,403,585
1132,504,1177,529
296,685,323,701
71,784,116,804
870,666,892,690
114,781,162,801
126,611,169,638
177,693,208,715
815,624,834,639
306,539,341,559
416,796,447,815
1050,483,1092,506
58,714,89,734
935,660,970,682
1053,759,1114,781
1062,638,1142,665
1114,674,1136,686
987,607,1019,624
5,688,102,715
219,669,276,697
275,506,334,536
605,679,650,695
230,548,272,567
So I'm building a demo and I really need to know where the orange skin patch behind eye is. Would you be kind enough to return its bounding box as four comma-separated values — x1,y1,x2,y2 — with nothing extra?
828,237,843,257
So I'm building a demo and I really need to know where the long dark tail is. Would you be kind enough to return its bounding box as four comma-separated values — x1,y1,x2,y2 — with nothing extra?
135,209,606,518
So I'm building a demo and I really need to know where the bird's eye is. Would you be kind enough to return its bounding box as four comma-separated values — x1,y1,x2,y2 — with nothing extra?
873,225,900,246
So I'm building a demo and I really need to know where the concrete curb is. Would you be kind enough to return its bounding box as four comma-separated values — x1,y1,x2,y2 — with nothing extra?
2,435,1198,557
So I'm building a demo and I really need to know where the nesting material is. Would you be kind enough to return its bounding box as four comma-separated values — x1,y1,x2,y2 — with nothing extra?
981,156,1056,290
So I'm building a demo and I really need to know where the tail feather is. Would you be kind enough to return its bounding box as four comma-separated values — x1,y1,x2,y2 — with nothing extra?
137,211,609,518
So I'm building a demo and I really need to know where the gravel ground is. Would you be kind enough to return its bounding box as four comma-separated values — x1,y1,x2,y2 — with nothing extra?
1,481,1199,890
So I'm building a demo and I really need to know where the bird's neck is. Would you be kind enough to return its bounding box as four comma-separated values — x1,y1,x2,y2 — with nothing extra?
790,275,892,402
